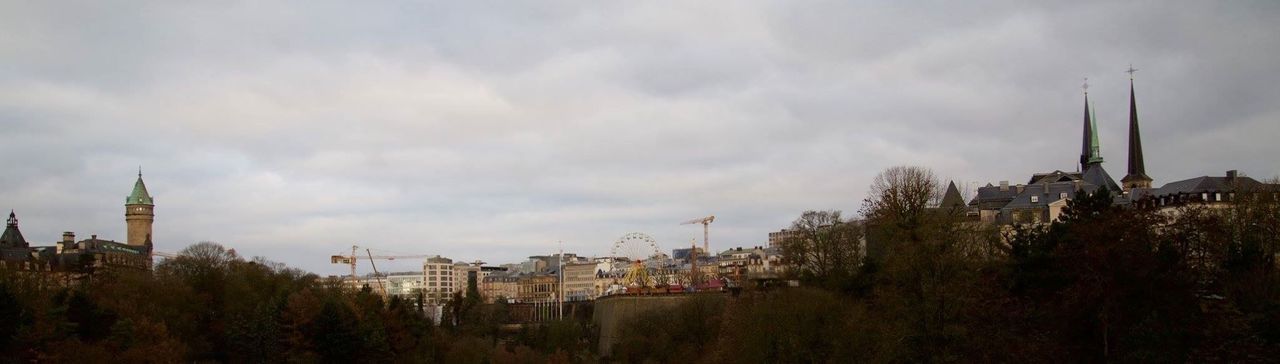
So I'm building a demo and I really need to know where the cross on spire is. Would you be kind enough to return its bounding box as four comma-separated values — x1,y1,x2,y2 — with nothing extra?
1082,77,1089,94
1126,64,1139,80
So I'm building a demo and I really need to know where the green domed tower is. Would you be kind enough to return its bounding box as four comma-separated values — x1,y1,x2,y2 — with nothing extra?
125,169,154,246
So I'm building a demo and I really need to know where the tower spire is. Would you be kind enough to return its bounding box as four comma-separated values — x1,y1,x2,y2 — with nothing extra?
1079,78,1104,171
1121,66,1152,191
126,170,155,246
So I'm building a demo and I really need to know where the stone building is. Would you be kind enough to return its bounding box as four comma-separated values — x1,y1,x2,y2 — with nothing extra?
0,172,154,276
971,77,1277,224
481,272,519,303
517,273,558,304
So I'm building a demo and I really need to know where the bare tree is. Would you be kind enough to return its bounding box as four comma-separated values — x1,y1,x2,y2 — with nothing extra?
860,166,941,231
780,210,863,289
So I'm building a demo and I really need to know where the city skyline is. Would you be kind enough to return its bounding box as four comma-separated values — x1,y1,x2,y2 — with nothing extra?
2,1,1279,274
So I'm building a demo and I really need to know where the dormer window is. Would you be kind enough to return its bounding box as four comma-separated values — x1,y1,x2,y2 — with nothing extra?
1030,195,1039,203
1059,192,1068,200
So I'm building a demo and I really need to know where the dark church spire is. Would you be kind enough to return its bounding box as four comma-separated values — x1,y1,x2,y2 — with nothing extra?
1079,79,1103,170
1121,66,1153,191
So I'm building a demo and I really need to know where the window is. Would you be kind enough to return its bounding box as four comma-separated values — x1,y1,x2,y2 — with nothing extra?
1030,195,1039,203
1215,193,1222,201
1060,192,1068,200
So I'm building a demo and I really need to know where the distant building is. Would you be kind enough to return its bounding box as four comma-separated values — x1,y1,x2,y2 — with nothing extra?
718,246,785,283
481,272,519,303
422,256,456,305
0,171,155,277
517,273,558,304
971,77,1277,224
384,271,426,302
561,262,597,301
1132,170,1277,212
767,229,801,249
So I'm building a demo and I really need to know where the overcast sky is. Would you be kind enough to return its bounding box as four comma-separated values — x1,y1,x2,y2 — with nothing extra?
2,1,1277,275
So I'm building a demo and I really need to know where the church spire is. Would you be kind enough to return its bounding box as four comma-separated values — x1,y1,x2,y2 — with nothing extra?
1121,66,1153,191
1079,79,1103,170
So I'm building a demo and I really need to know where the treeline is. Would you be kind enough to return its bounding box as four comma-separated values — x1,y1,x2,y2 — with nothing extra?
617,166,1280,363
0,242,590,363
2,165,1277,363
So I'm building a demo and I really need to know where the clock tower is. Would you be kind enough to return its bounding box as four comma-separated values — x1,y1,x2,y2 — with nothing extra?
125,169,154,246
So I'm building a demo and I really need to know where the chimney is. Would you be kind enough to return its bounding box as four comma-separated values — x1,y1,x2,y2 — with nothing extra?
91,234,97,240
1226,170,1238,181
62,231,74,243
1016,184,1025,193
999,181,1009,191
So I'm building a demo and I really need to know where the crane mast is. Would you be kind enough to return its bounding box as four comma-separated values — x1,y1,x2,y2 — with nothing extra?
366,249,388,296
680,215,715,253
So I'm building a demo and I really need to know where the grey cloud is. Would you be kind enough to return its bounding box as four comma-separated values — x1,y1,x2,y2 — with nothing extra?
2,1,1278,274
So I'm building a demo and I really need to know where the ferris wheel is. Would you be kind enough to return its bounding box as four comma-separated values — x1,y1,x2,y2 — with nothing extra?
611,232,662,262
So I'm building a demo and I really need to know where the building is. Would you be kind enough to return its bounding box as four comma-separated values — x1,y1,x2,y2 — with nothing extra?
561,262,598,301
384,271,426,302
453,261,507,299
125,170,155,246
422,256,456,305
1132,170,1277,213
481,272,519,303
767,229,801,249
517,273,558,304
971,75,1277,225
971,80,1134,224
0,172,154,276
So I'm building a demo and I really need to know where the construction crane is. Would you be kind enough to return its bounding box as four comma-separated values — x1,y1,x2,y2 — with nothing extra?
681,215,715,254
330,245,434,296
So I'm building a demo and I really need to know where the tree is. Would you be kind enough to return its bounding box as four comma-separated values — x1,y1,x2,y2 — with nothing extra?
779,210,863,291
860,166,941,241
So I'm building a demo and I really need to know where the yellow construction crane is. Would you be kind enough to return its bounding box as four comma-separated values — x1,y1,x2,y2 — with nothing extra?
681,215,715,253
330,245,433,296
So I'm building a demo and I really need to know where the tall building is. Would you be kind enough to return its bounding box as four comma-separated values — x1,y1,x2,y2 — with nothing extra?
125,170,155,247
422,256,456,305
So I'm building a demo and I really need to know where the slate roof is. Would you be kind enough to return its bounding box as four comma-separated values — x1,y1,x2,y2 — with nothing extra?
1149,175,1265,198
1,211,27,249
1081,164,1121,192
1001,181,1098,211
972,183,1022,210
940,181,966,208
1028,170,1082,185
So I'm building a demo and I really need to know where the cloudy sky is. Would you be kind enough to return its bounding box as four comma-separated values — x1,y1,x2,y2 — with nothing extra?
2,1,1277,275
